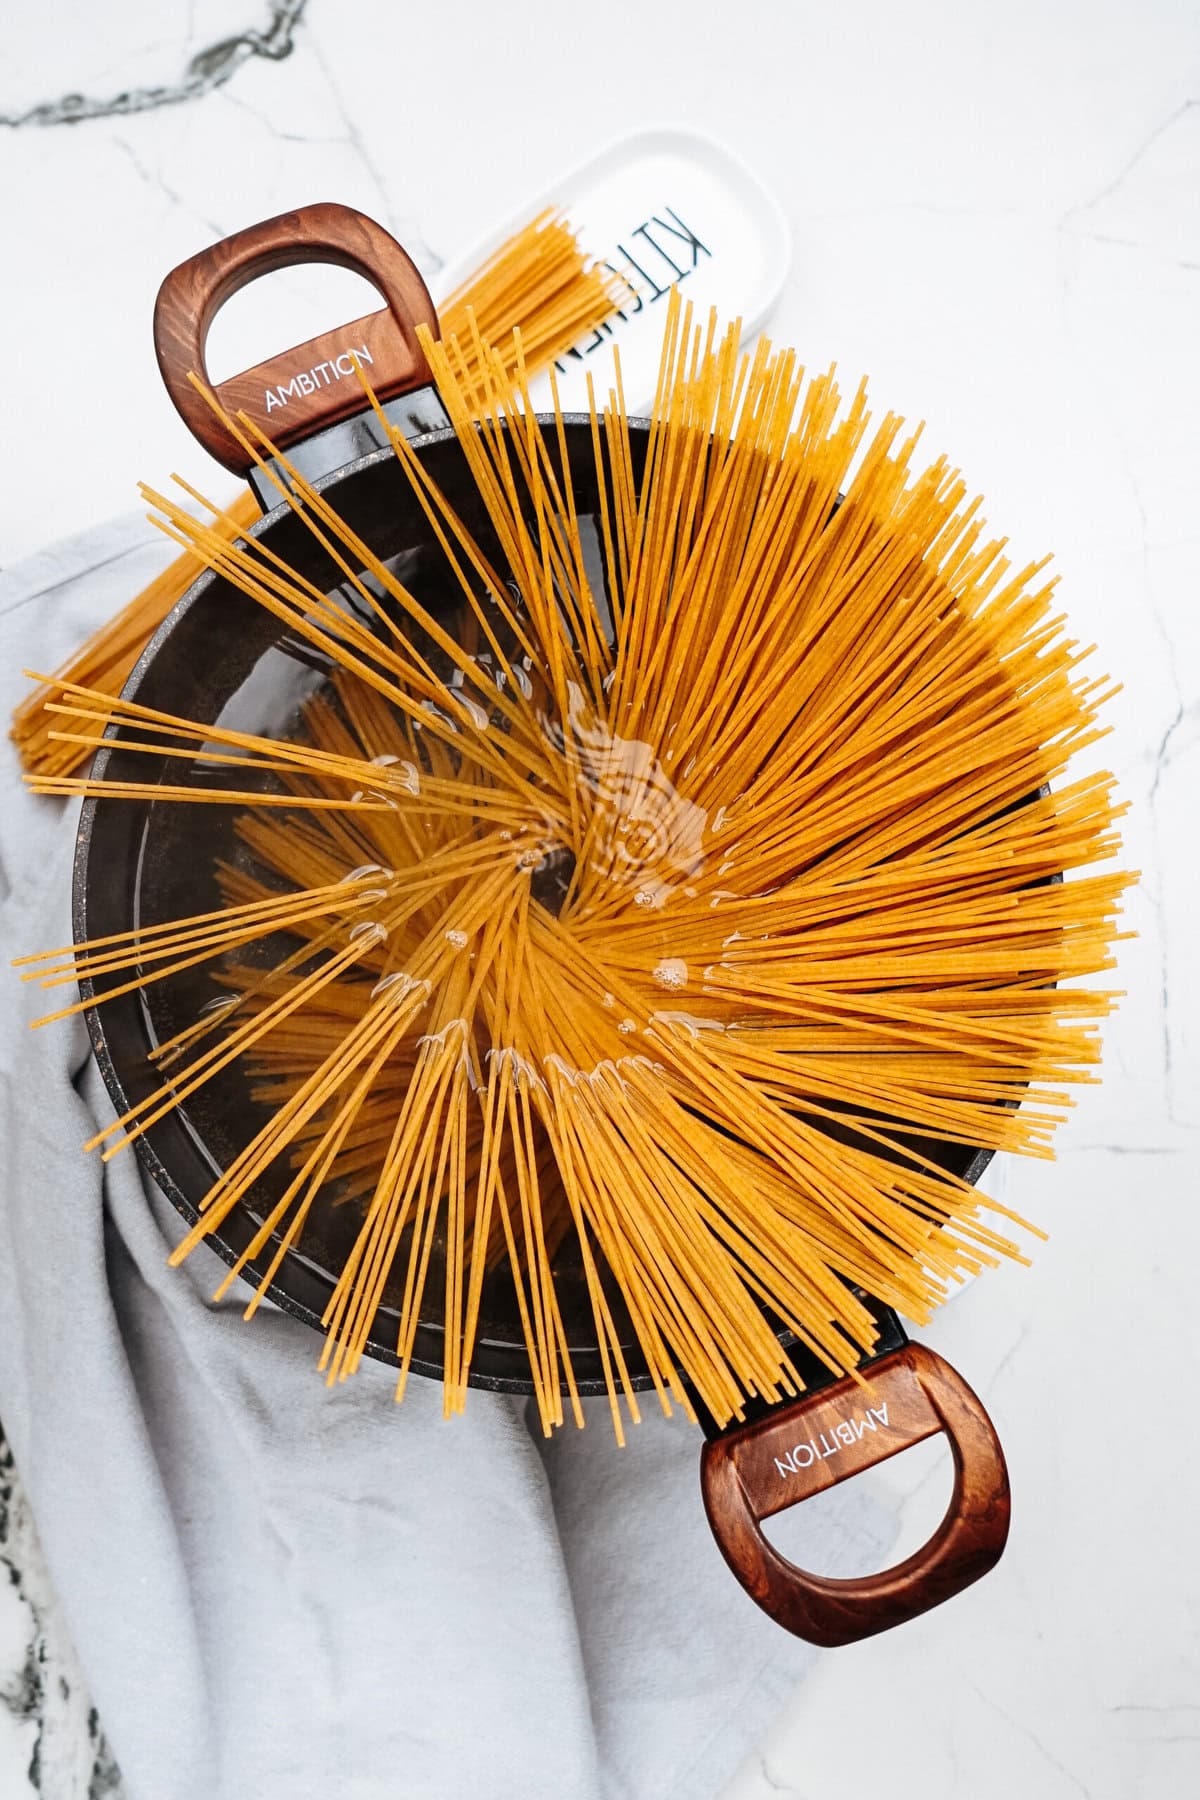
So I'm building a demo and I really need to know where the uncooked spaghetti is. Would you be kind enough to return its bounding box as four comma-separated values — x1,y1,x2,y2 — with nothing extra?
16,296,1129,1437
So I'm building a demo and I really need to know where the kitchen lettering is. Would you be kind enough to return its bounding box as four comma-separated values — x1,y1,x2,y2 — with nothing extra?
555,205,712,371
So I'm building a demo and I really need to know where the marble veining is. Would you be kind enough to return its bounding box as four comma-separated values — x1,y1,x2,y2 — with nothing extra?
0,1434,125,1797
0,2,308,129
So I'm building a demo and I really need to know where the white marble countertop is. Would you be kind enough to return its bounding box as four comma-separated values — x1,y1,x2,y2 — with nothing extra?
1,2,1198,1796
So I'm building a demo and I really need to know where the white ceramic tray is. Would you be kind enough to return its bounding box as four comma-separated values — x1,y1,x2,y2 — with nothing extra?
432,125,791,414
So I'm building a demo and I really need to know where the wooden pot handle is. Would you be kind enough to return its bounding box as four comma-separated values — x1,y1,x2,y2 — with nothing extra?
153,201,439,473
700,1343,1010,1646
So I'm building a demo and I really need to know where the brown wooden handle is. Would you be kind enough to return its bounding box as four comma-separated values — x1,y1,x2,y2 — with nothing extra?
152,201,439,473
700,1343,1010,1646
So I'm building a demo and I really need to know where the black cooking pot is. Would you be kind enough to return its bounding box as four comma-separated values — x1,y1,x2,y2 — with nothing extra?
74,203,1011,1647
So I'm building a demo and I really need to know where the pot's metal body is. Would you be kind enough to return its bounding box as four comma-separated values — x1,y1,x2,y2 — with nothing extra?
74,419,996,1395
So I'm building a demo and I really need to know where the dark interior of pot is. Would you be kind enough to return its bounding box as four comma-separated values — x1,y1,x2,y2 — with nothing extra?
73,422,992,1394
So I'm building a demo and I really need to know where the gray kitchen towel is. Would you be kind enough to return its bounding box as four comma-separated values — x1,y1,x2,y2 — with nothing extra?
0,515,895,1800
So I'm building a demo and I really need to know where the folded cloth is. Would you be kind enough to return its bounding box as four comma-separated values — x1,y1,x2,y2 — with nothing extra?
0,516,895,1800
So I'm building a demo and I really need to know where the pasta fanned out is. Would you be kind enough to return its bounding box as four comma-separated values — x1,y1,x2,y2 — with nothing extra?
17,295,1128,1437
